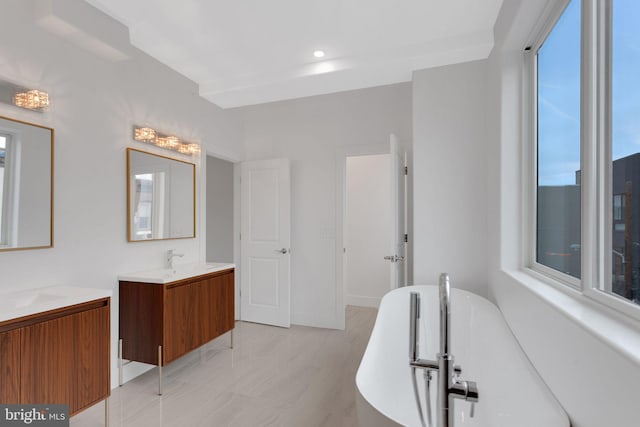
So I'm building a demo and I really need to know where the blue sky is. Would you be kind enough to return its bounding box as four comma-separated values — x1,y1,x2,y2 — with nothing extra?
538,0,640,186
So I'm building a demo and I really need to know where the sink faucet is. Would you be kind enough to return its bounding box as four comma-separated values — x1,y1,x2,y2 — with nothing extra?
409,273,479,427
166,249,184,269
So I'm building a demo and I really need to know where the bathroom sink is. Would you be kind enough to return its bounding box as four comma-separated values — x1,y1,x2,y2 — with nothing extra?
0,290,65,310
14,292,65,308
0,286,112,323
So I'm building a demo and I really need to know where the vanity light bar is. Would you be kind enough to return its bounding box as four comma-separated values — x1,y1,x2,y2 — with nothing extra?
132,126,201,155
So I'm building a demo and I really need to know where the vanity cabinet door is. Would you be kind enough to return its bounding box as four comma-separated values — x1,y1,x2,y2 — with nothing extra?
164,282,202,364
20,315,74,406
73,305,110,414
0,329,21,404
202,271,234,341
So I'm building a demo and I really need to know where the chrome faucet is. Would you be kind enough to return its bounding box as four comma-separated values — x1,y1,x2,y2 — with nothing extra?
166,249,184,269
436,273,478,427
409,274,479,427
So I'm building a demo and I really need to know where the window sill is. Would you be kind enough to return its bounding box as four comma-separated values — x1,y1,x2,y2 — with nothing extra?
503,268,640,367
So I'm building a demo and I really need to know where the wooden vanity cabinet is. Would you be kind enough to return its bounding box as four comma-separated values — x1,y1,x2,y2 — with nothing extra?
0,298,110,415
119,268,234,367
0,329,21,404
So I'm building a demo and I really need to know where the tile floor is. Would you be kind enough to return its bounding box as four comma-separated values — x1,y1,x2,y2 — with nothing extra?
72,306,377,427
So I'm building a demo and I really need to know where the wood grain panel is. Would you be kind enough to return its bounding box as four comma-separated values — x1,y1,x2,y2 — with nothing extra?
119,281,163,364
73,305,110,415
0,300,107,334
0,329,21,403
213,271,235,338
20,315,74,405
164,283,201,364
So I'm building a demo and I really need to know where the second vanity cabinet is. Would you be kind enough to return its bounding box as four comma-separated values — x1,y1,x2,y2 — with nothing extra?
0,298,110,415
119,267,234,368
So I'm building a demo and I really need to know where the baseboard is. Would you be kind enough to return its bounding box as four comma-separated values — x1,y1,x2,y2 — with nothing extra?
346,294,381,308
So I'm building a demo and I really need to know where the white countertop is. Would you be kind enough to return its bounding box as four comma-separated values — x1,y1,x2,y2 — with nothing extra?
118,262,235,284
0,286,112,323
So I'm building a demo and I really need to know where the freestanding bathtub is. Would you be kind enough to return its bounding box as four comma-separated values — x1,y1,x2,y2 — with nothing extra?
356,285,570,427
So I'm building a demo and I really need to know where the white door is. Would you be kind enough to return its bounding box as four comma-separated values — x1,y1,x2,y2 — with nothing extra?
240,158,291,327
387,135,406,289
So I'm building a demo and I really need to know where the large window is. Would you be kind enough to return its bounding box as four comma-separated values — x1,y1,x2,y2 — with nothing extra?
536,0,581,280
610,0,640,304
533,0,640,314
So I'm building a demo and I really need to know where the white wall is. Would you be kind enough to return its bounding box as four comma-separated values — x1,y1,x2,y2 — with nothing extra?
0,0,243,388
206,155,233,263
486,1,640,426
345,154,390,308
235,83,412,328
412,60,489,295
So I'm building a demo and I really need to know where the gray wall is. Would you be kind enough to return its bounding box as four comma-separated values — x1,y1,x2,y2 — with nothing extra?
412,60,489,295
206,155,233,263
234,83,412,328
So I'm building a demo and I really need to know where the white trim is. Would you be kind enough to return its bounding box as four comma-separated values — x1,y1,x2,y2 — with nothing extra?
523,49,535,273
581,0,600,294
528,0,581,290
507,268,640,367
600,0,613,295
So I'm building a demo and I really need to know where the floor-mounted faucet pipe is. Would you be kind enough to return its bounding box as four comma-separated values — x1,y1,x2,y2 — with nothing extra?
439,273,451,357
410,292,420,362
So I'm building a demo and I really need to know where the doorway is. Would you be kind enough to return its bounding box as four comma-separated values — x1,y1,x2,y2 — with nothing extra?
344,154,391,308
205,155,234,263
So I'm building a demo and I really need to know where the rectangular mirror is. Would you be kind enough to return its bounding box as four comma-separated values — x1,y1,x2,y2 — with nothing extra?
127,148,195,241
0,116,53,252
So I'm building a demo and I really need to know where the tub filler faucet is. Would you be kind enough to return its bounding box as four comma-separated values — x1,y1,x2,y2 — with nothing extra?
409,273,479,427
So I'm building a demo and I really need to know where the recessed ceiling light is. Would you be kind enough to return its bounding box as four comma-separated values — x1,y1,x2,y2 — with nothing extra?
313,50,325,58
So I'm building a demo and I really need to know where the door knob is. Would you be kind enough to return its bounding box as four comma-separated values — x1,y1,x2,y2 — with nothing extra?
384,255,405,262
275,248,289,254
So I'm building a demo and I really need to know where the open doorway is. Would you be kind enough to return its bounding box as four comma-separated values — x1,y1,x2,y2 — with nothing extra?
206,155,234,263
344,154,391,308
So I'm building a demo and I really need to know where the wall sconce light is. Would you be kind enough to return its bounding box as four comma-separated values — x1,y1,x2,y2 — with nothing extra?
132,125,201,155
133,127,156,142
0,79,50,112
13,89,50,111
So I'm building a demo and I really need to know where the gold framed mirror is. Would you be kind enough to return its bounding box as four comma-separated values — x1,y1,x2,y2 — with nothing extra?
0,115,53,252
126,148,196,242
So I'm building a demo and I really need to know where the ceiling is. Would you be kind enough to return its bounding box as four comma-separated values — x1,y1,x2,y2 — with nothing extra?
84,0,504,108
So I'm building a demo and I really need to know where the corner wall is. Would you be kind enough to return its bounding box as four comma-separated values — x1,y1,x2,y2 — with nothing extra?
206,155,234,263
0,0,243,388
412,60,489,295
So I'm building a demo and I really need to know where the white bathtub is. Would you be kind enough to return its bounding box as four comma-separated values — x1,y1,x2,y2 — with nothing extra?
356,285,569,427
